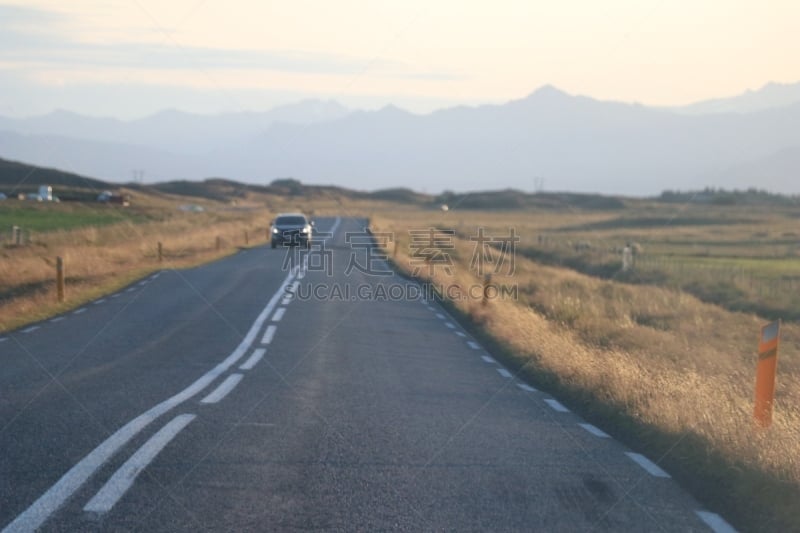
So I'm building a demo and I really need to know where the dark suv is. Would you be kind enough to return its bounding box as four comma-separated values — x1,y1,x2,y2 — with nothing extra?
270,213,314,248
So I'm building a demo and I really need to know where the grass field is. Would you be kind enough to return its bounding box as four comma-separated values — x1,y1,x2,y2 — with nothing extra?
370,201,800,532
0,202,147,234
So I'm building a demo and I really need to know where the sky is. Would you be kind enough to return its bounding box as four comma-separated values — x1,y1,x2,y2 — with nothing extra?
0,0,798,119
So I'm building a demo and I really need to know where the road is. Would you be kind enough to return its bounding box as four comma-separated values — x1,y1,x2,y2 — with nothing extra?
0,217,734,532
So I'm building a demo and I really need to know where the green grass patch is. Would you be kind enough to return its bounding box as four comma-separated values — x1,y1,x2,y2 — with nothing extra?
0,203,146,233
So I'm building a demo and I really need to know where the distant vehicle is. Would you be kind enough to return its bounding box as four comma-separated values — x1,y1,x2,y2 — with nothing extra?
271,213,314,249
0,193,6,200
38,185,53,201
98,191,130,206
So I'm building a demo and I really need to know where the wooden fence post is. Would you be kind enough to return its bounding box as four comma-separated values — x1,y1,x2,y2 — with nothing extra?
56,257,65,303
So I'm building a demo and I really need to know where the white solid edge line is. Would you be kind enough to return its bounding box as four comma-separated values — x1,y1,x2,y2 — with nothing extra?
517,383,537,393
480,355,495,364
261,325,277,344
239,348,266,371
272,307,286,322
544,399,570,413
467,341,480,350
578,423,610,438
695,511,737,533
83,414,196,514
2,269,295,533
496,368,512,378
624,452,671,478
200,373,244,404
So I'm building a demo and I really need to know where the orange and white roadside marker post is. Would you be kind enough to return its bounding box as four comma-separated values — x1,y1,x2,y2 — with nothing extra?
754,320,780,428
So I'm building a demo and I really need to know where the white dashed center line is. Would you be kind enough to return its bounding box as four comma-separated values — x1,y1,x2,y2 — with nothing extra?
73,308,87,314
544,399,570,413
454,331,465,337
49,317,65,323
201,373,244,404
83,414,196,514
467,341,480,350
94,299,105,305
272,307,286,322
496,368,512,378
445,322,455,329
516,383,537,393
625,452,671,478
4,269,296,533
21,326,40,334
480,355,495,364
239,348,266,371
695,511,737,533
261,325,277,345
578,423,610,438
435,313,445,319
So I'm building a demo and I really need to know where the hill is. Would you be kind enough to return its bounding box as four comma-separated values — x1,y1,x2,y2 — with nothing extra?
2,87,800,195
0,157,112,201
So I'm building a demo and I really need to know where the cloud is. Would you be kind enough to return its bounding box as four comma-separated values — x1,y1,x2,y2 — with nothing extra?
0,3,64,24
0,4,460,81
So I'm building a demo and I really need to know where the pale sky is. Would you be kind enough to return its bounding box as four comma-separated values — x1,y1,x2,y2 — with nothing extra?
1,0,798,118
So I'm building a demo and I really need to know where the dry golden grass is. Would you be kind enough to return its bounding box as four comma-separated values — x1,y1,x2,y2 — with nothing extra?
371,206,800,531
0,208,274,331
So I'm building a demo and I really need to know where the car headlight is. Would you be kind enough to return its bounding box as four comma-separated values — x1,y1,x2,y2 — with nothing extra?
301,227,309,234
272,228,279,234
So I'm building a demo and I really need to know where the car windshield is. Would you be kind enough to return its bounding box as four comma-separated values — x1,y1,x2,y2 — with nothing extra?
274,216,306,226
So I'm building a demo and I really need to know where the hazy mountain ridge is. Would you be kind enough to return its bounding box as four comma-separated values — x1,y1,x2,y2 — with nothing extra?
0,99,349,155
676,81,800,115
0,85,798,195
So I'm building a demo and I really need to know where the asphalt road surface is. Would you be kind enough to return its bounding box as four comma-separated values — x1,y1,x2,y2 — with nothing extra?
0,217,735,532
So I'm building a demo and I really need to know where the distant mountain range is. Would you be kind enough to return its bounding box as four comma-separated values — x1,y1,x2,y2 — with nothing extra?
675,81,800,115
0,83,798,195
